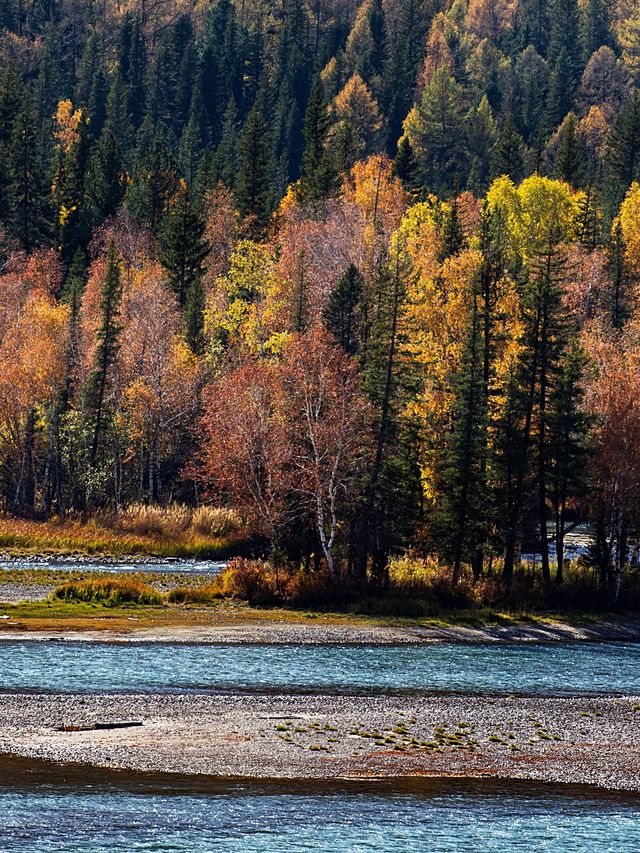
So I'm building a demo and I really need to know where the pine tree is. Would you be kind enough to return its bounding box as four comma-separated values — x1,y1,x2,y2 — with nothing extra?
235,98,274,230
490,114,525,182
104,72,133,156
548,0,582,86
8,94,49,252
84,241,123,462
160,186,210,309
548,339,590,581
118,12,146,129
580,0,613,61
435,286,488,582
553,113,585,187
414,68,466,193
127,134,179,233
465,96,498,194
393,136,420,192
382,0,429,153
354,255,420,581
86,130,125,222
610,219,629,329
499,241,569,586
323,265,364,356
546,50,574,130
606,91,640,209
298,82,337,202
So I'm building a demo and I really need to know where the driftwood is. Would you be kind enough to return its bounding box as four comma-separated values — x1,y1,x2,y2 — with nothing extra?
58,721,143,732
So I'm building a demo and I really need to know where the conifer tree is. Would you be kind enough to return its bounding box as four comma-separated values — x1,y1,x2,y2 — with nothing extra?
553,113,585,187
435,286,488,583
8,94,49,251
323,265,364,356
298,82,337,202
580,0,613,61
160,185,210,309
548,339,590,581
491,114,525,182
548,0,582,86
393,136,420,192
235,99,274,230
86,130,125,222
85,241,123,462
606,92,640,208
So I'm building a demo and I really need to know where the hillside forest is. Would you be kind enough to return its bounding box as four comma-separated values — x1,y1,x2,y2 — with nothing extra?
2,0,640,600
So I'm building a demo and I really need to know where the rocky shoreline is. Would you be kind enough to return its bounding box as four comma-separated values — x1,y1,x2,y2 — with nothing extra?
0,692,639,792
1,617,640,645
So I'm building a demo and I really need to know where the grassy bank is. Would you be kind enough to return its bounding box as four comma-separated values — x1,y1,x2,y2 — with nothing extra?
0,509,250,559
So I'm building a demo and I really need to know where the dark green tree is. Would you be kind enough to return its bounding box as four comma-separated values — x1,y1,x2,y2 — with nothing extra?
86,130,125,222
580,0,613,62
553,113,585,187
184,274,206,355
84,241,123,462
235,98,274,230
605,92,640,209
8,95,49,252
324,265,364,356
548,339,590,581
298,82,337,202
160,187,210,309
491,114,525,182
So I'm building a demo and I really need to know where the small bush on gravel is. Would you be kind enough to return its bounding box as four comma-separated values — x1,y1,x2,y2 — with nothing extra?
54,578,163,606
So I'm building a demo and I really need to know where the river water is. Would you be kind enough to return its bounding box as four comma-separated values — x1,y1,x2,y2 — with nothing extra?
0,638,638,696
1,775,639,852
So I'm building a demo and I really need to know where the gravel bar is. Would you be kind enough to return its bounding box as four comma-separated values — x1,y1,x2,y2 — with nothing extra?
1,692,639,791
1,618,640,644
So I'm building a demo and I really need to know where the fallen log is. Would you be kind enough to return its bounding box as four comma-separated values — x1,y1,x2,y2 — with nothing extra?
58,721,143,732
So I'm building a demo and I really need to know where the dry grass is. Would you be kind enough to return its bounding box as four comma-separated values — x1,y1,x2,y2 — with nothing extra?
54,577,164,606
108,504,243,540
0,513,246,558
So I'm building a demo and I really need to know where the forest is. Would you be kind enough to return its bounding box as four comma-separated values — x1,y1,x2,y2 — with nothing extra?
1,0,640,605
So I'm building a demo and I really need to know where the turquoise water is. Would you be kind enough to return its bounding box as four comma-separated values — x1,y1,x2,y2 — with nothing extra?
1,776,639,852
0,559,226,575
1,639,638,695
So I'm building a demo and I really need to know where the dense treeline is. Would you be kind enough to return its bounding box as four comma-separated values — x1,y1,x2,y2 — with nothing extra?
2,0,640,599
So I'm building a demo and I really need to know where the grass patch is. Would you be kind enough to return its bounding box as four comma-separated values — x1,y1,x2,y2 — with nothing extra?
0,515,250,559
53,577,164,606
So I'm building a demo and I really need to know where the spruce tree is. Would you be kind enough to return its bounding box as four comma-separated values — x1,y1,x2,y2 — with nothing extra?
548,339,590,581
547,50,574,130
160,186,210,309
8,94,49,252
580,0,613,62
298,82,337,202
490,114,525,182
548,0,582,86
435,288,488,582
553,113,585,187
84,241,123,462
235,99,274,230
606,91,640,208
393,136,420,192
86,130,125,222
323,265,364,356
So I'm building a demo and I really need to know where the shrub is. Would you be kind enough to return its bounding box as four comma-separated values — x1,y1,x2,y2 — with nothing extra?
54,578,163,606
167,584,222,604
283,568,338,607
215,558,279,605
